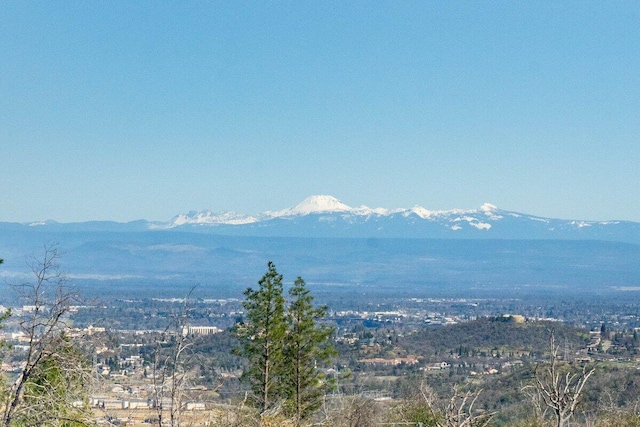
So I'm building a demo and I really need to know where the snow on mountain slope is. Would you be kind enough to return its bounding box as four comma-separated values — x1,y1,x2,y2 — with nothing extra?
164,195,503,231
167,195,405,227
163,195,509,228
164,210,258,228
5,195,640,243
154,195,640,244
267,195,352,217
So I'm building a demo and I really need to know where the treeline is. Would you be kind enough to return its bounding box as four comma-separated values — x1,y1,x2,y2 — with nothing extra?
401,316,589,359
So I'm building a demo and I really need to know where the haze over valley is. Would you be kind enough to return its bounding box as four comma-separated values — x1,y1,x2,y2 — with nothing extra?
1,195,639,304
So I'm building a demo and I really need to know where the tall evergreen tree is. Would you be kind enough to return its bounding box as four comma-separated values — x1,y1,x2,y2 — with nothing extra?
283,277,336,426
236,261,287,412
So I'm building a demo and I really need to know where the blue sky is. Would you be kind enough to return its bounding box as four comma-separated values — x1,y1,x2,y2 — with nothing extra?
1,1,639,223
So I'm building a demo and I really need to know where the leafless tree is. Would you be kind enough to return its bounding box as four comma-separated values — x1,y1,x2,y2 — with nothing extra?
521,380,550,426
421,383,494,427
151,291,197,427
533,332,595,427
1,243,91,427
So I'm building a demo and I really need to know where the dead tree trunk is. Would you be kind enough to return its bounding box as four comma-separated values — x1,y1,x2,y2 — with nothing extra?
534,332,595,427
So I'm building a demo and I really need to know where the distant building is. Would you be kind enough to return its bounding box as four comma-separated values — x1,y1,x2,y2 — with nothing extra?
124,399,149,409
183,402,206,411
426,361,451,370
182,326,221,336
359,356,419,366
98,399,125,410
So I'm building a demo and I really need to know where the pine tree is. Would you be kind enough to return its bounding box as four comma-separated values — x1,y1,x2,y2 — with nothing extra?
14,337,92,427
283,277,336,426
236,261,287,412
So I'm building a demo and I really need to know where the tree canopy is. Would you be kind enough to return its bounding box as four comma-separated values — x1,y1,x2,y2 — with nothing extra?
235,262,335,424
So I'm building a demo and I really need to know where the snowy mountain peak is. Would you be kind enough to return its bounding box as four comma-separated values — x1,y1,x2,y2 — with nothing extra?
167,210,257,227
164,198,506,227
8,197,639,244
409,206,437,219
480,203,498,212
270,195,352,217
479,203,502,220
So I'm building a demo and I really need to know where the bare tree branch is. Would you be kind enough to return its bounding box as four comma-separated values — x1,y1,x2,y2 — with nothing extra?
2,243,91,427
533,332,596,427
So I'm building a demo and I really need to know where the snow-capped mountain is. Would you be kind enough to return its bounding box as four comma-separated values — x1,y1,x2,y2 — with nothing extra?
164,195,499,227
4,195,639,243
153,195,640,244
165,196,395,226
2,196,639,294
165,210,258,227
267,195,353,217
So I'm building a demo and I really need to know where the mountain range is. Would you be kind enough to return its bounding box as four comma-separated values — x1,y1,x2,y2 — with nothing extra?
1,195,639,300
13,195,640,244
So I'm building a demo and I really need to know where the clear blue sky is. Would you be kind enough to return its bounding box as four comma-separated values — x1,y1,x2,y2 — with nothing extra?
1,1,639,223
